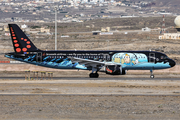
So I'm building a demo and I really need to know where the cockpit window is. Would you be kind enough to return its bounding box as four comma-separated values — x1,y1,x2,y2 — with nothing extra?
161,56,168,59
164,56,168,59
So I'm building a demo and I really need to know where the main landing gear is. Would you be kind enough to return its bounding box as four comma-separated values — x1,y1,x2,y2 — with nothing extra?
89,67,99,78
89,72,99,78
150,69,154,79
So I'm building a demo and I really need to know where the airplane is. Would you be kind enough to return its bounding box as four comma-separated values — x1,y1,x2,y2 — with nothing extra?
5,24,176,78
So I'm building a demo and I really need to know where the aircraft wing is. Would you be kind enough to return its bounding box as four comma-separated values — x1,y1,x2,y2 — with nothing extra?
68,57,113,68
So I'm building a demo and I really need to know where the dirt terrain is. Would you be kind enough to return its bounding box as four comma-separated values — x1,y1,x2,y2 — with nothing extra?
1,95,180,119
0,79,180,119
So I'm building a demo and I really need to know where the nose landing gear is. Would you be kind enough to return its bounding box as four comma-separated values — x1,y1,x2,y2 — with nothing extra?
150,69,154,79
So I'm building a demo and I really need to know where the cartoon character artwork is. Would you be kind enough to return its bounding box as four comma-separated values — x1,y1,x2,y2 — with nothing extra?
123,54,131,65
131,54,139,65
112,53,148,66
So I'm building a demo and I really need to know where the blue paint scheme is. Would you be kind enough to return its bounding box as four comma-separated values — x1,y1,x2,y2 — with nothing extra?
5,53,172,71
5,54,87,70
5,24,176,78
50,58,56,62
55,58,62,62
43,56,50,61
30,55,36,62
111,52,172,70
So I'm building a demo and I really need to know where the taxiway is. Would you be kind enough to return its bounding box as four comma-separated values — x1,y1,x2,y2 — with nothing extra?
0,76,180,80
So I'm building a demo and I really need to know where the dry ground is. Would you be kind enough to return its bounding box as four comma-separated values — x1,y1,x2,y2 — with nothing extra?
0,80,180,95
0,95,180,120
0,79,180,119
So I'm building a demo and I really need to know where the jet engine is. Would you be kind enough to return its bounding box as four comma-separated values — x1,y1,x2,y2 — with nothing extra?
105,65,126,75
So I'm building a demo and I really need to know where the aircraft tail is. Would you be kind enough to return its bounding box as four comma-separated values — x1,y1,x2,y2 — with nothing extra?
8,24,39,53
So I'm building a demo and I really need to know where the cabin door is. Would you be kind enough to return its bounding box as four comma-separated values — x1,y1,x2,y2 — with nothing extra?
103,54,110,61
149,53,155,63
36,52,42,62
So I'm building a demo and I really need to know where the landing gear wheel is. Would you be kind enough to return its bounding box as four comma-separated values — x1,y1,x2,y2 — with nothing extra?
95,73,99,78
89,73,93,78
89,73,99,78
150,75,154,79
150,70,154,79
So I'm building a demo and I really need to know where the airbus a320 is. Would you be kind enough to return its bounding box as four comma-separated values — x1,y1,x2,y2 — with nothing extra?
5,24,176,78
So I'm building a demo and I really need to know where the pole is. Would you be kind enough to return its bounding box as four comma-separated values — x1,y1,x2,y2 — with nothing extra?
162,15,165,34
106,40,109,50
55,7,57,50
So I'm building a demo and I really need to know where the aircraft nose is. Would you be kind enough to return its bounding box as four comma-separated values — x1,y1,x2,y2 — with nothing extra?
169,59,176,67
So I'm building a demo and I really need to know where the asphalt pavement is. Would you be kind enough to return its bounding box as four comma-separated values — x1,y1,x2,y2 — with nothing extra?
0,77,179,80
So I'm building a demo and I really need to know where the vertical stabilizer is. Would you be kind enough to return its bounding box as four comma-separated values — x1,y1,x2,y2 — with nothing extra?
8,24,39,53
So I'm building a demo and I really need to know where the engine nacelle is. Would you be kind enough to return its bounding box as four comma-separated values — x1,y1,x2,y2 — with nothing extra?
105,65,126,75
